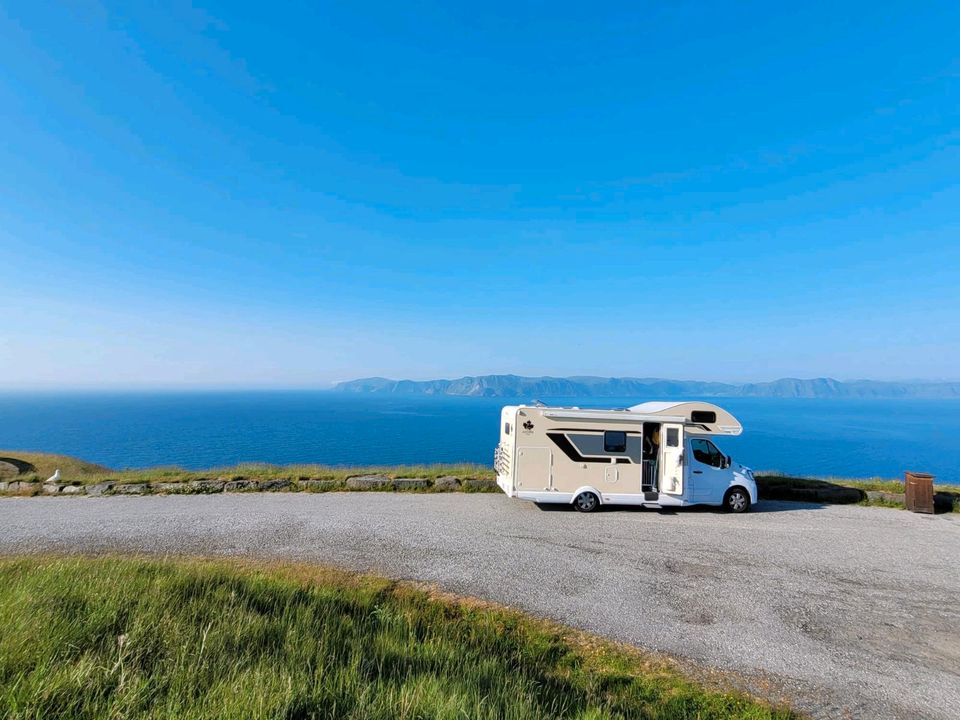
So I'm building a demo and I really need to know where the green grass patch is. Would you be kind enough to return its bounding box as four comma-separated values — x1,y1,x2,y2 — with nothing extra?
0,450,494,487
756,473,959,512
858,496,907,510
756,472,960,495
0,557,796,720
0,451,109,481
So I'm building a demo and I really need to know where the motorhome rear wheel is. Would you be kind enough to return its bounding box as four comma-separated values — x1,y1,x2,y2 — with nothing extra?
573,491,599,513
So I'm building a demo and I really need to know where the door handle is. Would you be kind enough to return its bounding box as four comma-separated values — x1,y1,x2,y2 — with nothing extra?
693,470,703,474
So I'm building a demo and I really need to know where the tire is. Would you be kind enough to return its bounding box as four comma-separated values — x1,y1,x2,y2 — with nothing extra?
573,491,600,513
724,487,751,513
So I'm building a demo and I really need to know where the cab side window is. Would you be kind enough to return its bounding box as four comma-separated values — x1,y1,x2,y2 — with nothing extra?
691,439,724,468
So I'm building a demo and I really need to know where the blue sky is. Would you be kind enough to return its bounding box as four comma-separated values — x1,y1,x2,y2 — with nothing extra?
1,1,958,388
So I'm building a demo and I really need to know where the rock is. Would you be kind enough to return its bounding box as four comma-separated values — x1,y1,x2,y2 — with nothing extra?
224,479,258,492
815,487,864,503
61,485,85,495
258,479,291,491
42,483,64,495
866,491,906,504
190,479,225,493
0,457,36,477
433,476,461,491
934,492,957,512
462,478,498,492
153,482,188,493
762,485,866,504
393,478,430,490
346,475,392,490
115,483,147,495
0,481,8,492
87,482,116,497
298,479,340,491
9,481,40,494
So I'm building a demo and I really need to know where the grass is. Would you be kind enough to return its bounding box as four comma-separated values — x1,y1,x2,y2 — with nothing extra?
756,473,959,494
0,556,797,720
756,472,960,512
0,451,109,481
756,473,960,512
0,450,494,488
757,472,960,493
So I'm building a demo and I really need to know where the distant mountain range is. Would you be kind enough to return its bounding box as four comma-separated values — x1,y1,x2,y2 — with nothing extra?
333,375,960,399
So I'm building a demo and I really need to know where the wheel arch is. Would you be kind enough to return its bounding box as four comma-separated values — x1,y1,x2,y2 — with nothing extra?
569,486,603,505
724,484,750,500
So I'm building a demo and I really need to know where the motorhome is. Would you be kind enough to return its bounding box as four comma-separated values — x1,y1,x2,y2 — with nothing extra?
494,401,756,512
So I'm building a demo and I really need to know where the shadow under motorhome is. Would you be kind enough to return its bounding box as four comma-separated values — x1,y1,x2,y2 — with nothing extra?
493,401,756,513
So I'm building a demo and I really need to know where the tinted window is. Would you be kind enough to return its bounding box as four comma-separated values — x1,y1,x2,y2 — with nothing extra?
504,422,511,435
690,410,717,424
666,427,679,447
604,431,627,453
691,438,724,468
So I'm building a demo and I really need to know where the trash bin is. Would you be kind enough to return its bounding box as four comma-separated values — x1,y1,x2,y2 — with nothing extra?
904,471,935,514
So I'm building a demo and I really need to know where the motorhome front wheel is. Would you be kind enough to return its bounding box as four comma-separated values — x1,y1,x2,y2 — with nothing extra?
724,487,751,513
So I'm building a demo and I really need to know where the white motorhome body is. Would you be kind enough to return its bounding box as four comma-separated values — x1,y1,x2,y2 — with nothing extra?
494,401,756,512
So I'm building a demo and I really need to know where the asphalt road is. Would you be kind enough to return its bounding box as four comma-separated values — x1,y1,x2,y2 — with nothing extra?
1,494,958,719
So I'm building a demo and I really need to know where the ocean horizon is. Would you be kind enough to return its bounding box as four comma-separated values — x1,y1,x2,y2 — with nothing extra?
1,390,958,482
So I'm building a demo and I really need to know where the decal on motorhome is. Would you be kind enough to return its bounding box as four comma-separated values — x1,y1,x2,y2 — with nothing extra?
547,433,635,464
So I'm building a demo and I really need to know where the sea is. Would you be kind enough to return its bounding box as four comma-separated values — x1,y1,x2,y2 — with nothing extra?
1,392,958,481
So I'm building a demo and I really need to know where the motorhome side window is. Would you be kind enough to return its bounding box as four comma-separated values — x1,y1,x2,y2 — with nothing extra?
504,422,511,435
691,438,724,468
603,431,626,453
666,428,679,447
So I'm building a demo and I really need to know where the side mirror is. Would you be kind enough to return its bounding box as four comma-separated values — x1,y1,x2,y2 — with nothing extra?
725,455,732,469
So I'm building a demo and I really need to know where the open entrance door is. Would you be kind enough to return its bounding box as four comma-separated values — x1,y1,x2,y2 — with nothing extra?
660,423,684,495
642,423,660,491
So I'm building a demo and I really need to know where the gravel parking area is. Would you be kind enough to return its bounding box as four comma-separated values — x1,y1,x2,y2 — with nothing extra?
1,494,957,719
